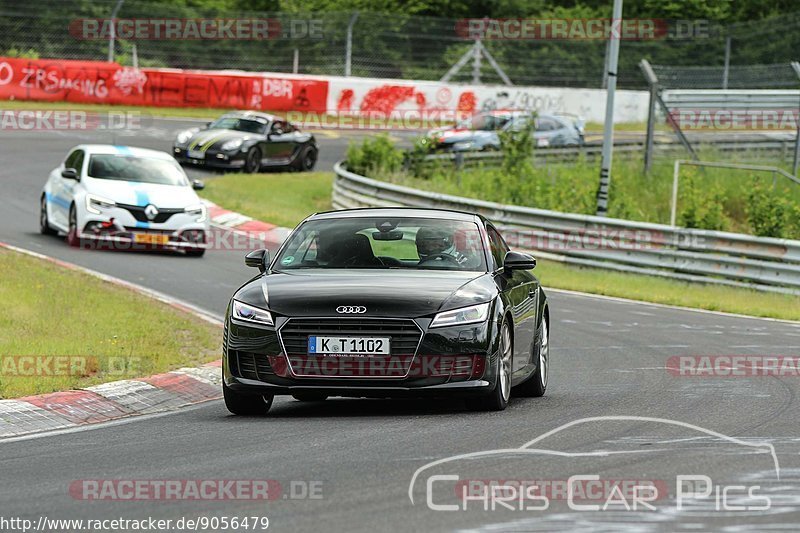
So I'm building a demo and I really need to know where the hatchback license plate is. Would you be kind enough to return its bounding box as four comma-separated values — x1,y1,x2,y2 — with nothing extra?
308,336,390,355
134,234,169,245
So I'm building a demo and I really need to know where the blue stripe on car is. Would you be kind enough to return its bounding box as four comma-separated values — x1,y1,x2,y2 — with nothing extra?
45,191,71,209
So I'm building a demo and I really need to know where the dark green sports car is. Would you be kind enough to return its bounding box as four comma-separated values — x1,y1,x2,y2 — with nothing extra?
173,111,318,173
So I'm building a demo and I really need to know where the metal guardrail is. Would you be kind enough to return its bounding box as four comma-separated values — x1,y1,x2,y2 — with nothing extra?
419,137,800,168
332,161,800,295
662,89,800,111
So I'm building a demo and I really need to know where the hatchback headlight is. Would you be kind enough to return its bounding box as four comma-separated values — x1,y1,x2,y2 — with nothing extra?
221,138,243,151
232,300,274,326
175,130,194,145
184,203,207,222
430,302,490,328
86,193,116,214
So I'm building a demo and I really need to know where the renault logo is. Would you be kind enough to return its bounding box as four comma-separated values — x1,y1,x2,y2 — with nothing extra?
144,204,159,221
336,306,366,314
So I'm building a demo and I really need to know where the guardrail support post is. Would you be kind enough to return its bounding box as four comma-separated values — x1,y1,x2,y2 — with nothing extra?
345,12,359,77
640,60,659,175
107,0,125,63
791,61,800,175
595,0,623,217
671,160,681,227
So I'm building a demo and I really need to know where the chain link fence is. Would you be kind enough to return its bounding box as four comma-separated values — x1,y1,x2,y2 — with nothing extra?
2,0,800,89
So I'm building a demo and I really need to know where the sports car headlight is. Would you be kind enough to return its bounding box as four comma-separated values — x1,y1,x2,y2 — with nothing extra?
85,193,116,215
175,130,194,145
184,203,207,222
221,138,243,151
430,302,490,328
232,300,274,326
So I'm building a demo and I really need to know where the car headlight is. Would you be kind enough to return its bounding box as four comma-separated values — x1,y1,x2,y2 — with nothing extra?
175,130,194,145
430,302,490,328
184,203,207,222
221,138,243,151
232,300,274,326
85,193,116,215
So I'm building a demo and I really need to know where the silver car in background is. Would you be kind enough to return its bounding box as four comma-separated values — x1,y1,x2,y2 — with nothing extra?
427,112,585,152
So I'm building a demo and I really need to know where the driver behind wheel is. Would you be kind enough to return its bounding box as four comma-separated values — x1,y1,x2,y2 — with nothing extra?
415,226,468,265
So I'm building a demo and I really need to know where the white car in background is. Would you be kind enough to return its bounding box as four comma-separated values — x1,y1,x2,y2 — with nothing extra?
40,145,209,256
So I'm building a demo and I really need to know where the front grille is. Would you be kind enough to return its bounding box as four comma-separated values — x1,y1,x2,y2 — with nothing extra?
279,318,422,356
233,351,274,381
123,227,174,234
117,203,185,223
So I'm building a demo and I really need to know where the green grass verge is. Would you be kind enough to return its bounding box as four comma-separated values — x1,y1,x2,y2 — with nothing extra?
0,249,220,398
534,258,800,321
201,171,334,228
390,152,800,238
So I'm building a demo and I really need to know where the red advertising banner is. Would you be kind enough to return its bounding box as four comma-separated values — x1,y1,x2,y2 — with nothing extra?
0,57,328,113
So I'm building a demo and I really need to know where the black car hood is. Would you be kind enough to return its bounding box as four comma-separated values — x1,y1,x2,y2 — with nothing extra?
235,269,497,318
188,128,255,149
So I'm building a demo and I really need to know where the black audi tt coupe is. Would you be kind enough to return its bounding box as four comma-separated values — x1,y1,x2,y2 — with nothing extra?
223,207,549,414
172,111,318,173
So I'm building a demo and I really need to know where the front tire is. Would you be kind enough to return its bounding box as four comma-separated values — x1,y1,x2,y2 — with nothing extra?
292,144,317,172
66,204,80,247
223,382,273,415
467,320,512,412
40,196,57,235
243,147,262,174
185,248,205,257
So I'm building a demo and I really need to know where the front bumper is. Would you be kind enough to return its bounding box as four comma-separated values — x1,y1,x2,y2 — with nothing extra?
223,316,498,398
78,207,208,251
173,146,246,169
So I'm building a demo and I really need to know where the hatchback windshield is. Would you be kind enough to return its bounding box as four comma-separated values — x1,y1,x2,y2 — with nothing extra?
209,117,268,134
87,155,189,186
457,113,513,131
275,218,487,271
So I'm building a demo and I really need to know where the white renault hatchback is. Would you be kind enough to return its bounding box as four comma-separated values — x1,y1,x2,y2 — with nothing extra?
40,145,209,256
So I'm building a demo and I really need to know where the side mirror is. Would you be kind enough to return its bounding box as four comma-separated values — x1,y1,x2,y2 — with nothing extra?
503,250,536,271
61,168,79,180
191,179,205,190
245,249,270,273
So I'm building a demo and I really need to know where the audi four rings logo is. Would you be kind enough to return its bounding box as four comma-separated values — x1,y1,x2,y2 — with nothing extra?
336,306,367,314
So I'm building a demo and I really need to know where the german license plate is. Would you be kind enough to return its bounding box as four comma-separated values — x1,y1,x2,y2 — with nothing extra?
307,336,390,356
134,233,169,245
187,150,205,159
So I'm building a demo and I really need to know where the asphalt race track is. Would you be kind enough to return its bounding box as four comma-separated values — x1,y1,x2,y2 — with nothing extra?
2,119,800,532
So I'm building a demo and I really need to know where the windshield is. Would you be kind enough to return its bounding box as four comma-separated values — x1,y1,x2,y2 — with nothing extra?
457,113,513,131
275,217,487,271
87,155,189,186
208,117,267,134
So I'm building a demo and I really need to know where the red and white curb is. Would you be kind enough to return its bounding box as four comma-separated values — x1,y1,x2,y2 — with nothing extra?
0,202,292,439
204,199,292,248
0,242,225,439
